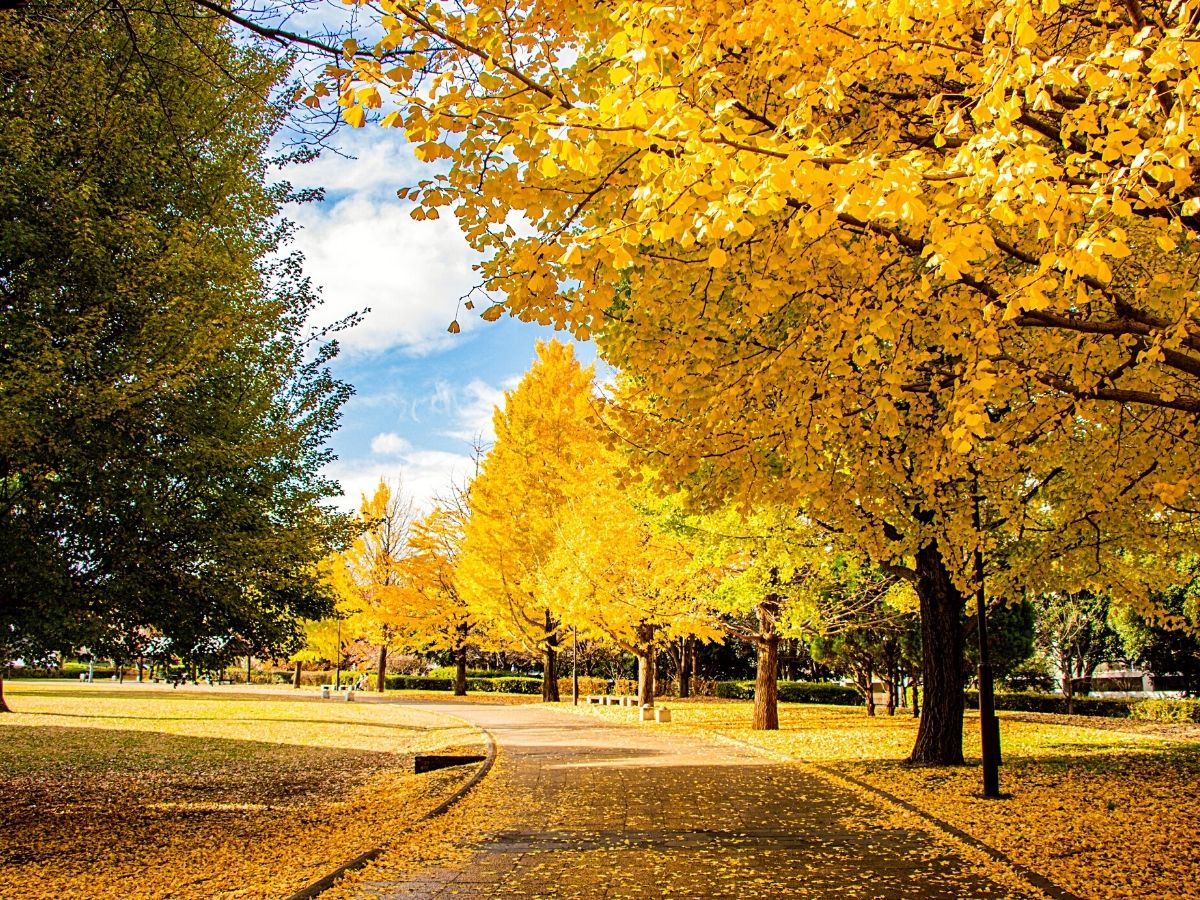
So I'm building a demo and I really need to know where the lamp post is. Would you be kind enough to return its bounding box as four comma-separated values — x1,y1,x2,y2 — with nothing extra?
974,472,1002,798
572,626,579,706
334,617,342,690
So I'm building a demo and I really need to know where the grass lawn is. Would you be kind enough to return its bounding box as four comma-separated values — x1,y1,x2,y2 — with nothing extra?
0,681,488,900
567,698,1200,900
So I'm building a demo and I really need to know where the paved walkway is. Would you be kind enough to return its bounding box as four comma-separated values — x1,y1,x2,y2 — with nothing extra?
360,702,1028,899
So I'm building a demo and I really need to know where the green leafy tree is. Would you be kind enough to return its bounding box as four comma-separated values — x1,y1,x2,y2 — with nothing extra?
1113,573,1200,697
0,1,351,710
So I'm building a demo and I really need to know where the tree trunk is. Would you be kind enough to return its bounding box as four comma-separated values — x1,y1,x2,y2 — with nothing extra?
636,622,656,707
752,599,781,731
542,610,560,702
377,645,388,693
753,633,780,730
246,655,252,686
454,645,468,696
912,682,920,718
293,660,302,689
0,673,9,713
908,541,965,765
887,664,897,716
865,663,876,717
679,636,692,698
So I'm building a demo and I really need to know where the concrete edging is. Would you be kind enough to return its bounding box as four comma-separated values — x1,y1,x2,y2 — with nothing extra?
283,721,498,900
707,731,1083,900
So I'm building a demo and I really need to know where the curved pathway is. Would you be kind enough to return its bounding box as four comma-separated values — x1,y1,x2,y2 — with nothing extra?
360,701,1028,899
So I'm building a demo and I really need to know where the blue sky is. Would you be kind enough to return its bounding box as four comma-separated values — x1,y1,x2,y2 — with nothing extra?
283,126,596,510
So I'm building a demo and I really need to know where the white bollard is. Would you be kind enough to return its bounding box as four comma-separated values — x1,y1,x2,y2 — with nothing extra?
655,707,672,723
640,704,655,721
344,690,355,702
320,685,330,699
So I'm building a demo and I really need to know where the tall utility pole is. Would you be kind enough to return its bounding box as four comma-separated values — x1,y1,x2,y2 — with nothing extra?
334,618,342,690
973,473,1002,798
572,626,579,706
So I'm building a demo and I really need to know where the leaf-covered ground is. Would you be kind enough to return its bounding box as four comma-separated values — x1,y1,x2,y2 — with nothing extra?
0,682,488,900
567,699,1200,900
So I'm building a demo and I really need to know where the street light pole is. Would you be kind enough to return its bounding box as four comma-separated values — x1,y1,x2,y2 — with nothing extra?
974,473,1002,798
334,618,342,690
572,626,579,706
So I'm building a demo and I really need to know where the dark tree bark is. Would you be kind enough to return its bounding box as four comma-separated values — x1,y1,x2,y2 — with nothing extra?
909,541,965,764
542,610,560,702
0,674,9,712
865,663,876,717
454,645,468,696
912,682,920,718
679,636,693,698
752,600,780,731
293,659,302,688
376,645,388,693
887,664,898,716
636,622,656,706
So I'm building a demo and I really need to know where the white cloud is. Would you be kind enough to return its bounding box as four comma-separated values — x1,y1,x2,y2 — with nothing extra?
370,432,412,456
293,193,484,355
283,130,424,197
438,377,514,442
325,448,475,513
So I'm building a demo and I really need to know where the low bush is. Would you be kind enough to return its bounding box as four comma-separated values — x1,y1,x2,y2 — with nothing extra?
466,676,541,694
965,690,1137,718
427,666,531,680
1129,698,1200,723
714,680,862,705
385,675,454,691
557,676,609,697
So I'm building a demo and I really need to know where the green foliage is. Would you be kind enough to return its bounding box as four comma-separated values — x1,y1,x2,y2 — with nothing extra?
427,667,525,680
0,1,351,661
468,677,542,694
965,600,1038,682
382,674,543,693
1129,699,1200,724
964,690,1136,718
714,680,862,705
1112,573,1200,696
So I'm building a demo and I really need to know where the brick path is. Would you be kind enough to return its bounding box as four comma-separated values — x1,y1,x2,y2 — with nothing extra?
358,702,1029,899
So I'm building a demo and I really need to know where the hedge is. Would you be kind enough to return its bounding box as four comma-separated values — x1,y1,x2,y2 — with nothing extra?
426,666,530,680
382,674,543,693
1129,698,1200,723
714,680,862,705
468,676,541,694
965,690,1137,718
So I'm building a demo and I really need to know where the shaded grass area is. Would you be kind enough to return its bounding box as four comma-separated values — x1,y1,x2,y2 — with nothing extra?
566,699,1200,900
0,682,487,900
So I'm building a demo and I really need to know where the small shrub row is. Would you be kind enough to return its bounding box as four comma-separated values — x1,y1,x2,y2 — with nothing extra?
1129,698,1200,723
468,676,541,694
714,680,862,705
426,666,531,680
965,690,1137,718
557,676,609,697
382,674,543,694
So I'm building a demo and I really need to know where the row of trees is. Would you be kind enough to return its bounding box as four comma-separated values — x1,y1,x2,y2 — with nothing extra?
0,2,353,710
299,0,1200,765
303,343,1043,728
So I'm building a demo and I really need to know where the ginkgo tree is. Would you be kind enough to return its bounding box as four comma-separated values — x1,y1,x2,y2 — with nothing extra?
324,480,415,692
541,465,722,708
315,0,1200,764
393,505,476,695
456,340,601,702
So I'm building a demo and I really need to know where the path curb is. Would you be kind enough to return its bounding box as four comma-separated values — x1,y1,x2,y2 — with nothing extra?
706,731,1082,900
283,721,497,900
